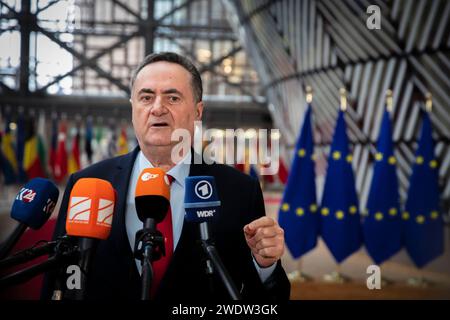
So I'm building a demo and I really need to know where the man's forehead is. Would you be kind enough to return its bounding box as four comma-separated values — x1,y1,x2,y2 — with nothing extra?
136,61,191,82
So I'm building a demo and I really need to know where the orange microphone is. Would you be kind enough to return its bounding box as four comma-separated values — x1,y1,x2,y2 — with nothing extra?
66,178,115,239
135,168,170,223
65,178,116,300
134,168,171,300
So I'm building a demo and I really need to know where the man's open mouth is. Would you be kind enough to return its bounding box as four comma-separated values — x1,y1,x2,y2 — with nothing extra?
151,122,169,127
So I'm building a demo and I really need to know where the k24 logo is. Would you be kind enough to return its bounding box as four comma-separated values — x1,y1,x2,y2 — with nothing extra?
16,188,36,203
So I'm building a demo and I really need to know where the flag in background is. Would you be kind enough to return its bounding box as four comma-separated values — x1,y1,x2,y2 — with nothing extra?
363,109,402,264
37,111,48,178
15,114,27,182
320,110,362,263
278,105,319,259
85,117,93,164
404,111,444,268
68,125,81,174
22,117,46,179
54,121,68,183
277,158,289,184
249,164,259,180
0,115,18,184
48,117,58,178
117,126,128,156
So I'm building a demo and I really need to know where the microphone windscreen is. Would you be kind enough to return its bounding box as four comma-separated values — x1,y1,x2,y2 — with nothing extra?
135,168,171,223
11,178,59,230
66,178,115,240
184,176,221,223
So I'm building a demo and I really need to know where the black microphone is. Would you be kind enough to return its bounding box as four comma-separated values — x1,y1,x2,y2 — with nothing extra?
184,176,241,300
134,168,171,300
0,178,59,260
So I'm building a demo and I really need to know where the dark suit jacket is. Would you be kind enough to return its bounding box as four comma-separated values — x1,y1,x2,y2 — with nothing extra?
42,147,290,301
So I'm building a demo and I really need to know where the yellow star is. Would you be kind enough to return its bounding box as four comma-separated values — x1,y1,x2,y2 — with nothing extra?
375,212,383,221
430,211,439,220
296,207,304,216
281,203,290,212
346,154,353,163
309,203,318,213
332,151,341,160
402,212,410,220
388,156,396,165
416,156,424,165
321,207,329,216
298,149,306,157
429,160,438,169
416,215,425,224
311,154,317,161
389,208,397,216
375,152,383,161
336,210,345,220
349,205,358,214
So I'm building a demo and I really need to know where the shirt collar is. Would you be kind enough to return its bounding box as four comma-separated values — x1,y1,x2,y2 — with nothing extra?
137,149,191,187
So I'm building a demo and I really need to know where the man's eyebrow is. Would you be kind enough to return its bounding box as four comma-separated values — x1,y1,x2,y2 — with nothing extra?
162,88,184,96
137,88,155,95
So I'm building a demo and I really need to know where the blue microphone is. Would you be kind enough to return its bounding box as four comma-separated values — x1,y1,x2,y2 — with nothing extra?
184,176,241,300
0,178,59,259
184,176,221,224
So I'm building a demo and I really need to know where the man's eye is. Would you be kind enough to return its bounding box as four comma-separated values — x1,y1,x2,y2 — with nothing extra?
141,95,153,102
168,96,181,103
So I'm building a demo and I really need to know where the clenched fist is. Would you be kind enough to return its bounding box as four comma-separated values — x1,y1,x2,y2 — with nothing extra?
243,216,285,268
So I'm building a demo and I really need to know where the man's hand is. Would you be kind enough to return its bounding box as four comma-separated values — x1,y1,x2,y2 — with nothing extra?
243,216,285,268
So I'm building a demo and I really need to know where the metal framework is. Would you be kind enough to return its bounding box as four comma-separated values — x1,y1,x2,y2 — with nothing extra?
0,0,266,127
225,0,450,213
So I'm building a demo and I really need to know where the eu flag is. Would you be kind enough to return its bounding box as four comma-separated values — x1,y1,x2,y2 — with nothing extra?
278,104,319,259
404,111,444,268
363,109,402,264
320,110,362,263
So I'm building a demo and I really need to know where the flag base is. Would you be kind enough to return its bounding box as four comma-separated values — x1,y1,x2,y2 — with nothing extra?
287,270,314,282
406,276,433,288
380,276,395,287
323,271,351,284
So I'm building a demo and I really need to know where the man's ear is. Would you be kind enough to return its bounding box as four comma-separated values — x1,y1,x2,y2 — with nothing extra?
195,101,204,120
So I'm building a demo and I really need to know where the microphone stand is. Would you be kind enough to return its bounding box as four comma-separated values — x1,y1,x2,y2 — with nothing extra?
0,238,77,290
0,224,28,259
198,223,241,300
133,218,165,300
0,236,70,270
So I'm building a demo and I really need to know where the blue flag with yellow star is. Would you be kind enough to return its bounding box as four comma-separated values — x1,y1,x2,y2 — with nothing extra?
320,110,362,263
278,104,319,259
363,109,402,264
404,111,444,268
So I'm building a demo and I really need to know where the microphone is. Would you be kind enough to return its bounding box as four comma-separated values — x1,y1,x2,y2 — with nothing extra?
64,178,115,300
184,176,221,241
134,168,170,300
0,178,59,260
184,176,241,300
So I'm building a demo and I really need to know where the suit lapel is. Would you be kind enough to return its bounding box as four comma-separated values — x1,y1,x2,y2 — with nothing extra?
110,146,140,256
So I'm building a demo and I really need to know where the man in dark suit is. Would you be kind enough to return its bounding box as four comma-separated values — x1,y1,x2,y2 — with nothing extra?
43,52,290,301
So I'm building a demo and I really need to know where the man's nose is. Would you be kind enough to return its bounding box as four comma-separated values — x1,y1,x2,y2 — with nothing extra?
150,96,167,116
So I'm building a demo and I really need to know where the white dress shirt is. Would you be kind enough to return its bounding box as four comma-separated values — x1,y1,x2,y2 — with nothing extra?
125,150,276,282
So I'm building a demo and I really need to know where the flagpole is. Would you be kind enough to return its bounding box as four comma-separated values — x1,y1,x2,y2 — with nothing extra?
287,85,315,284
322,88,351,284
406,92,434,289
